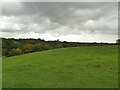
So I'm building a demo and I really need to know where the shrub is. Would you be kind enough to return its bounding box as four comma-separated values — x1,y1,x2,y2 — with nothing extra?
8,48,22,56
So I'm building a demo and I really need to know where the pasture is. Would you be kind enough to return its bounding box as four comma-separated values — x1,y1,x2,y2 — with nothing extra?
2,45,118,88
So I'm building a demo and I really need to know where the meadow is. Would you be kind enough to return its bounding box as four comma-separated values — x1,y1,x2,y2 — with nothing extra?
2,45,118,88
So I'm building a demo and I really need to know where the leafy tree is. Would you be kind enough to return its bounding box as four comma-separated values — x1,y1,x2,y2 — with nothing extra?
8,48,22,56
33,43,43,51
2,38,111,57
56,39,63,48
23,44,34,53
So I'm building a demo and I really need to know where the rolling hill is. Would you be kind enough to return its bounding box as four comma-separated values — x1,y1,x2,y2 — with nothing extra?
2,45,118,88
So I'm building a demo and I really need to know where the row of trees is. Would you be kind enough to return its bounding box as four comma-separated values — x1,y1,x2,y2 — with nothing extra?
2,38,63,57
2,38,115,57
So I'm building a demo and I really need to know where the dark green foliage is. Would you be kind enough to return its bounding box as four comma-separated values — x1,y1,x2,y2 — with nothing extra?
2,38,116,57
8,48,22,56
116,39,120,44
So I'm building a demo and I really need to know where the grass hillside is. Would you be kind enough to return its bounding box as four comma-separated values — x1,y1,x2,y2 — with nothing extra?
3,45,118,88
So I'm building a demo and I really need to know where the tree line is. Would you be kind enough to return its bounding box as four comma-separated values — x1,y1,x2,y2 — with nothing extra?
2,38,117,57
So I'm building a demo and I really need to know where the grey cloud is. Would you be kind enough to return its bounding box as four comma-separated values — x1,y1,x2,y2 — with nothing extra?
20,2,117,25
2,0,119,2
2,2,117,26
1,2,118,42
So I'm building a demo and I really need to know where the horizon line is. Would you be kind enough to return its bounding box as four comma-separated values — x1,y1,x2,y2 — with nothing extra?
1,37,118,44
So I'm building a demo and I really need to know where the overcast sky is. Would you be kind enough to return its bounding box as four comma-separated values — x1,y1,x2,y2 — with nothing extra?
0,2,118,43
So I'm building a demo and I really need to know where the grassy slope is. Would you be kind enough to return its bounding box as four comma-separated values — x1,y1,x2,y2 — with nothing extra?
3,45,118,88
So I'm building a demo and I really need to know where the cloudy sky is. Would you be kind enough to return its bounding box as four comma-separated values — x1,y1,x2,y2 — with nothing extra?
0,1,118,43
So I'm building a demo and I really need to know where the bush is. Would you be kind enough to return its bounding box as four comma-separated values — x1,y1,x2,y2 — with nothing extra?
8,48,22,56
23,44,34,53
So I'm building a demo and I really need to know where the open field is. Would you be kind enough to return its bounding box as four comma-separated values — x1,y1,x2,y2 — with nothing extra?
2,45,118,88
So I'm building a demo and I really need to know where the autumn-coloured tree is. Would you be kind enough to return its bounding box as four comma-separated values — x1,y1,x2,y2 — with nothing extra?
23,44,34,53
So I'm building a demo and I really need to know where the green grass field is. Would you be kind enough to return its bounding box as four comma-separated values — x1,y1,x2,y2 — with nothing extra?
2,45,118,88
